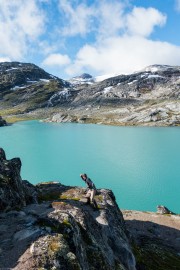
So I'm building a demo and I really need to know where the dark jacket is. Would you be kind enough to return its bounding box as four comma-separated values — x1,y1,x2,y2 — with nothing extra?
85,177,96,190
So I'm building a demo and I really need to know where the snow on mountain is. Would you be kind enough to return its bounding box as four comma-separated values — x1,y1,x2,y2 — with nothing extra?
140,64,180,73
94,73,119,82
69,73,94,85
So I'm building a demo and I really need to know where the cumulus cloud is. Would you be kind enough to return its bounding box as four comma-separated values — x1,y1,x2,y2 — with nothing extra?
58,0,95,36
0,56,11,62
58,0,126,38
63,4,178,76
66,37,180,75
0,0,45,60
42,53,71,66
126,7,166,37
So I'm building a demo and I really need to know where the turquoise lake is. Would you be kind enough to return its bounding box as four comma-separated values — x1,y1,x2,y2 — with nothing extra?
0,120,179,213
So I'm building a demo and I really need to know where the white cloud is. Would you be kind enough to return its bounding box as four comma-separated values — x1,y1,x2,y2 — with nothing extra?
64,4,179,76
42,53,71,66
58,0,95,36
95,1,125,38
0,0,45,60
0,56,11,62
58,0,126,38
126,7,166,37
175,0,180,11
66,36,180,76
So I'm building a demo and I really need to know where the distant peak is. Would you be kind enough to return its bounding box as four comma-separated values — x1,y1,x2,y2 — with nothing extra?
73,73,93,79
141,64,178,73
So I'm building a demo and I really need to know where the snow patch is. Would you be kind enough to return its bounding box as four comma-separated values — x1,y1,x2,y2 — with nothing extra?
27,80,38,83
147,75,164,79
40,79,50,82
103,86,113,94
70,78,94,85
6,68,18,72
11,85,25,90
128,80,137,85
48,88,71,106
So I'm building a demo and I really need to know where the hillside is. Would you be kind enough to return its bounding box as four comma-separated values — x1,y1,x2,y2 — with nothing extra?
0,62,180,126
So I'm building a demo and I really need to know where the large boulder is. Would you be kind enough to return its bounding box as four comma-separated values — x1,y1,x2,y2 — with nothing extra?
157,205,175,215
0,148,37,211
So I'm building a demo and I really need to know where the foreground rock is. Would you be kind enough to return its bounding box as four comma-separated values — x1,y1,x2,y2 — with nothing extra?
123,210,180,270
0,116,7,126
0,148,37,211
0,149,136,270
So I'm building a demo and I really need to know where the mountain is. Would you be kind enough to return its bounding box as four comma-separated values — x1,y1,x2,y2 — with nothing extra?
0,62,180,126
69,73,94,85
0,62,72,112
68,73,119,85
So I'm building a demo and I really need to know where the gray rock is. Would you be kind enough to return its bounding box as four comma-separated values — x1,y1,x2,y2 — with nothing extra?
157,205,175,214
0,148,38,212
13,227,41,241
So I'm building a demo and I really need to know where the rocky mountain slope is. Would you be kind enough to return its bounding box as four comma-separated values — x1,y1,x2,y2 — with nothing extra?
0,62,71,118
0,148,136,270
0,62,179,125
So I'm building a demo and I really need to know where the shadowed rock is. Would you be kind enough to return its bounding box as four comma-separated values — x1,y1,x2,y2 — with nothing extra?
0,116,7,126
0,148,37,211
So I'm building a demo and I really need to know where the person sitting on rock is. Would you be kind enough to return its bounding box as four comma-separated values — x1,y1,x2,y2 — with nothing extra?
80,173,98,209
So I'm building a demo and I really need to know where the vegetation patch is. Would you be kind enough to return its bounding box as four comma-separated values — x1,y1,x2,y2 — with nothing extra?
132,237,180,270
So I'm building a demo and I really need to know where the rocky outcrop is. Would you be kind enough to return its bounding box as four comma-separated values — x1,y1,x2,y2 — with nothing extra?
0,149,136,270
0,148,37,211
0,116,7,126
0,62,59,92
157,205,175,215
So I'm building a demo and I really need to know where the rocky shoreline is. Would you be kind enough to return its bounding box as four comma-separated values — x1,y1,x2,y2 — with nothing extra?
0,148,179,269
0,62,180,127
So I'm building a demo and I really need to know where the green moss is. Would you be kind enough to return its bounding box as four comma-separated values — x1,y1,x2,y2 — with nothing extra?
63,219,72,227
60,194,80,201
96,195,103,202
132,239,180,270
60,195,68,200
86,247,109,270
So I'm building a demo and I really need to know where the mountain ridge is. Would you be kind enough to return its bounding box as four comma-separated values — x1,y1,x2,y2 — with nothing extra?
0,62,179,126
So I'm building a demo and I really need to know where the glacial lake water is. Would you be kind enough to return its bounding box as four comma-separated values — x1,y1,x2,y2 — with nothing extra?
0,120,180,213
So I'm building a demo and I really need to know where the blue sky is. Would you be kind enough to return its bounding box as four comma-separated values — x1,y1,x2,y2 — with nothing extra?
0,0,180,79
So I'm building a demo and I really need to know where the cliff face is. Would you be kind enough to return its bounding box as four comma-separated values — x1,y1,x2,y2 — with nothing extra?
0,149,136,270
0,148,37,211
